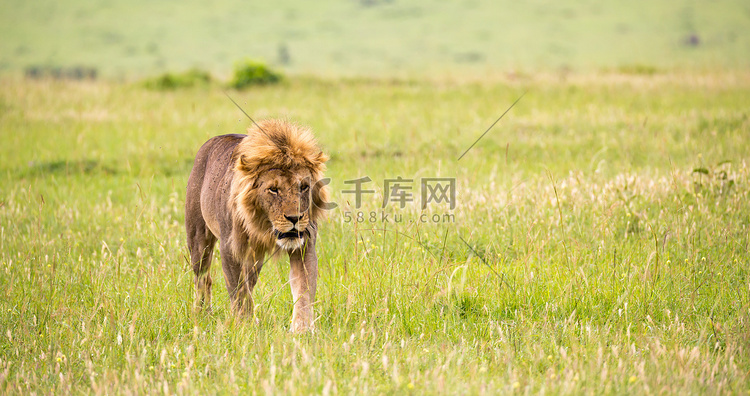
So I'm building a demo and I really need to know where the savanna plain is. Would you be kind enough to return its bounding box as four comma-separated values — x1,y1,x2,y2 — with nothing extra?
1,70,750,394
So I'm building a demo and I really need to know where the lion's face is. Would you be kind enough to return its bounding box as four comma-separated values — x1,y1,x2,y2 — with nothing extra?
254,167,315,251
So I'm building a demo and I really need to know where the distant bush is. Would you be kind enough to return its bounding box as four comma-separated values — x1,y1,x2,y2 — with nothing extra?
616,64,659,75
228,59,282,89
24,65,98,80
143,69,212,90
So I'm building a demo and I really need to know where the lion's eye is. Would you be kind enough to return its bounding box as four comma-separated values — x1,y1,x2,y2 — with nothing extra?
300,184,309,193
268,187,279,194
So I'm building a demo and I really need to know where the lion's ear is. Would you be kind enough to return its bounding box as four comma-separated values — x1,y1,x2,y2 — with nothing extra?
238,155,253,172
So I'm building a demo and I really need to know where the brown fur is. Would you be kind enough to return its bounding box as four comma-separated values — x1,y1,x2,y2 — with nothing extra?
185,119,328,332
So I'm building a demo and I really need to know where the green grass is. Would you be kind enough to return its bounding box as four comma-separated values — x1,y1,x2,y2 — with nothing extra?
1,71,749,394
2,0,750,78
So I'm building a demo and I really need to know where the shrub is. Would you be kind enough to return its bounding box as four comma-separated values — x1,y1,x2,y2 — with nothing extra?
228,59,282,89
143,68,212,90
616,64,659,75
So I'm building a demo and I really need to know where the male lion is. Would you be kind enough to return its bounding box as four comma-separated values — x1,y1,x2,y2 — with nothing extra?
185,119,328,332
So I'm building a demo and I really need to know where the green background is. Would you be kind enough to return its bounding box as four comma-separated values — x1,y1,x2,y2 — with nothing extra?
2,0,749,78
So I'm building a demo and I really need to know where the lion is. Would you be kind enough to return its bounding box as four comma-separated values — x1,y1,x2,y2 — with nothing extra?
185,119,329,332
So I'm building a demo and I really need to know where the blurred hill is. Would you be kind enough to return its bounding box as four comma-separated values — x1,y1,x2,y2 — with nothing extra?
1,0,749,78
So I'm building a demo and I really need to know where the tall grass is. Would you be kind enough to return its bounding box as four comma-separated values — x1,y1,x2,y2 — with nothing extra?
0,71,749,393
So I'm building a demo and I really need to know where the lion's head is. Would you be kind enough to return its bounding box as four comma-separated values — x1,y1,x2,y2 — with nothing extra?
229,119,329,254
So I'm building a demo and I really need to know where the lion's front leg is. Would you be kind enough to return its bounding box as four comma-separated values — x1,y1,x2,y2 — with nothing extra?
235,258,264,318
289,241,318,333
194,271,213,311
221,244,264,318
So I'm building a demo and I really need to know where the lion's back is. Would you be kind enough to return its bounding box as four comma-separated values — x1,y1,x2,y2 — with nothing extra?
186,134,245,238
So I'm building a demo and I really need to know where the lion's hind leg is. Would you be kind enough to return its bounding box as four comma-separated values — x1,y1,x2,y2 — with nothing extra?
188,225,217,312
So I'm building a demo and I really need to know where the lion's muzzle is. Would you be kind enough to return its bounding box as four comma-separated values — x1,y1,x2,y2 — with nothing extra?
274,229,307,240
273,228,308,251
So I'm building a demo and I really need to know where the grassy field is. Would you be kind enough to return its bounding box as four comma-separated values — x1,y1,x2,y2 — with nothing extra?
2,0,750,78
0,70,749,394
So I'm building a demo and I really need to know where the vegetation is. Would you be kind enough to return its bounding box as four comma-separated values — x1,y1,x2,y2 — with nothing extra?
228,60,282,89
1,71,748,393
142,69,212,90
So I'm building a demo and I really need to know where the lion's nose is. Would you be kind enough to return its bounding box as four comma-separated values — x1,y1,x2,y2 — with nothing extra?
284,215,302,225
